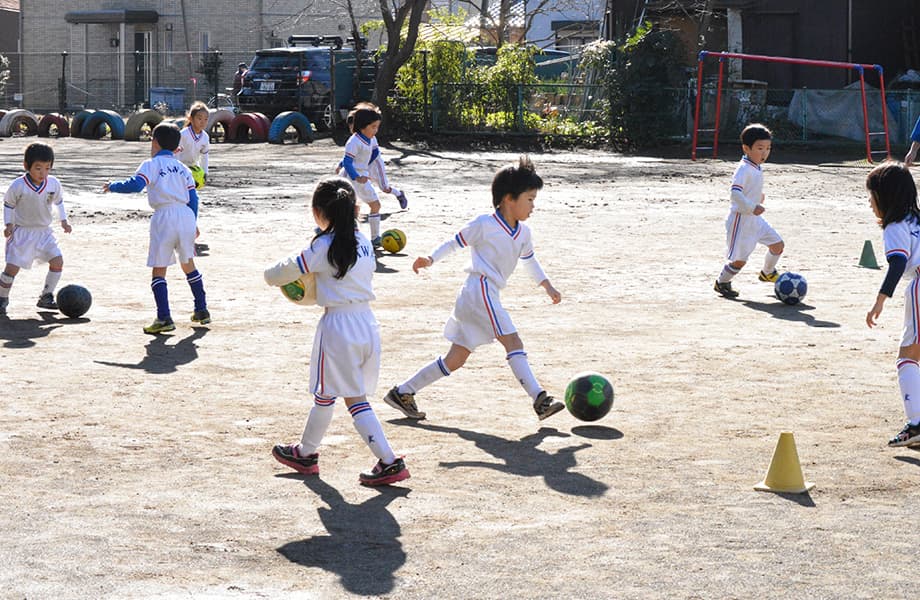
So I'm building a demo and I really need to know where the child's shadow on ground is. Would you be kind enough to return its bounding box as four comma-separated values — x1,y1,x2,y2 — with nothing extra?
403,421,609,497
741,300,840,328
94,327,208,374
276,477,409,596
0,312,85,348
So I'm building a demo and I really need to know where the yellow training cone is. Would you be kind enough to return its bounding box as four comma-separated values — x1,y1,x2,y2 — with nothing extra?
754,432,814,494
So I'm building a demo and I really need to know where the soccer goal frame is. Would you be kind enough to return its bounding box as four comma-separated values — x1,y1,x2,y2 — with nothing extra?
691,51,891,162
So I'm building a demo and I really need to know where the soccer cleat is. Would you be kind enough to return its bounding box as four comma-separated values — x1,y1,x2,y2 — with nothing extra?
271,444,319,475
534,391,565,420
0,297,7,315
191,309,211,324
758,270,779,283
359,457,410,486
888,422,920,447
143,317,176,335
384,385,426,420
371,236,382,248
395,190,408,210
36,293,58,310
713,280,739,298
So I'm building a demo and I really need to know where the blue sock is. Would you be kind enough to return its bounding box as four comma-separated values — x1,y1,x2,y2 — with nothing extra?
151,277,170,320
185,269,207,312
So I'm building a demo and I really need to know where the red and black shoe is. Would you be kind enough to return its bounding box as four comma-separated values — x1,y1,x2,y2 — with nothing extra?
271,444,319,475
359,457,410,486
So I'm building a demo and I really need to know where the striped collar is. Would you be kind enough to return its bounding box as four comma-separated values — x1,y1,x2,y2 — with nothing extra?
742,156,762,170
22,173,46,193
185,125,204,142
492,211,520,238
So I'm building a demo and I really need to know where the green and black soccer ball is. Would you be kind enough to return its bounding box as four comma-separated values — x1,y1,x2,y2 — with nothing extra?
564,372,614,421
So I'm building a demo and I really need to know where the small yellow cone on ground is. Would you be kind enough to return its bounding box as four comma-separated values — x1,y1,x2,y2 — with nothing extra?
754,432,815,494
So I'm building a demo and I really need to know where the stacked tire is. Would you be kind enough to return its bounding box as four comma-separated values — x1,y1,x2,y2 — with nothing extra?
0,110,39,137
268,111,314,144
227,112,270,143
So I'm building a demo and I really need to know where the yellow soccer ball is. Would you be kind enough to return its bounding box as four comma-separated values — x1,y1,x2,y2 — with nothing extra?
280,272,317,306
380,229,406,254
189,165,206,189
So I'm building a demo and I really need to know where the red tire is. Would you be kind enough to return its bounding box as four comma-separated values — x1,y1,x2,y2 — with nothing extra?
227,113,269,143
38,113,70,137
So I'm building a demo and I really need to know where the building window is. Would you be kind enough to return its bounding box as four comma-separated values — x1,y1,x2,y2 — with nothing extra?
552,21,599,52
199,31,210,53
165,30,174,69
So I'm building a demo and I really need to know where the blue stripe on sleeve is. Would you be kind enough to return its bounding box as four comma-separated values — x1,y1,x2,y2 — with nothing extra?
107,175,146,193
342,155,359,179
187,187,199,217
912,116,920,143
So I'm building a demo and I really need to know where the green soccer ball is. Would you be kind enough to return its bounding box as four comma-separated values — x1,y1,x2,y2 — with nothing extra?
564,372,614,422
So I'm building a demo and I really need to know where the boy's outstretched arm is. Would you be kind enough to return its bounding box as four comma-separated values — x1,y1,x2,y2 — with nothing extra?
103,175,147,194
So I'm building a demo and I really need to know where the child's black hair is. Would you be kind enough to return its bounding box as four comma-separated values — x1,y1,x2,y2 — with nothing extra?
867,161,920,228
740,123,772,147
312,177,358,279
24,142,54,168
491,155,543,208
152,122,182,151
346,102,379,133
184,101,209,128
352,107,381,135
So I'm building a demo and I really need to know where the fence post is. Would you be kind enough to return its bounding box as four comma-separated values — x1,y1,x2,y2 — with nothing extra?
516,84,523,131
801,86,807,141
214,49,221,105
58,51,68,112
422,49,429,131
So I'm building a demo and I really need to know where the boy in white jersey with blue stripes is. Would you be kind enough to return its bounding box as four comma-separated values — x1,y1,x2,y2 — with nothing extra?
1,142,72,315
265,177,409,486
714,123,785,298
384,156,565,421
103,123,209,334
865,162,920,447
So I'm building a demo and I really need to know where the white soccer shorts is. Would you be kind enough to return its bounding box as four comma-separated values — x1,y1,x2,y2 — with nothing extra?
309,304,381,399
352,179,380,204
902,278,920,347
443,274,517,351
148,204,196,267
5,226,61,269
724,212,782,263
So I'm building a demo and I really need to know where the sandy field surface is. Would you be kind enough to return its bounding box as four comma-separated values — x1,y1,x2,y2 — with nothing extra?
0,134,917,599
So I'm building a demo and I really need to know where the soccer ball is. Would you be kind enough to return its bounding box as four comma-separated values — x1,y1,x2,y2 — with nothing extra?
380,229,406,254
56,284,92,318
280,272,317,306
774,272,808,305
189,165,206,189
564,372,614,422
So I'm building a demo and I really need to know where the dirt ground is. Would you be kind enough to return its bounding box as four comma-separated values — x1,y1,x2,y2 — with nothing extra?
0,133,918,599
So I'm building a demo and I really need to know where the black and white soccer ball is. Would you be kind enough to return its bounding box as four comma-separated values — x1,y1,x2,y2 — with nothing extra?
774,272,807,305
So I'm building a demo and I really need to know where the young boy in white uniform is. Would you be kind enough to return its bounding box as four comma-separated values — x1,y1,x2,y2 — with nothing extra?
383,155,565,421
104,123,210,334
1,142,72,314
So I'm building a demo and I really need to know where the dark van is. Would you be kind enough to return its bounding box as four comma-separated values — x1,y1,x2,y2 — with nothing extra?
237,37,373,130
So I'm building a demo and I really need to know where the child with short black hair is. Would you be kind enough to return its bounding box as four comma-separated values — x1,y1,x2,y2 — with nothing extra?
713,123,785,298
265,177,409,486
1,142,72,315
103,123,209,334
340,104,408,246
864,161,920,446
383,155,564,421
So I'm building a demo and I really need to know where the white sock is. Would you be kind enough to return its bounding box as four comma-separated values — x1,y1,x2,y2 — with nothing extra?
399,356,450,395
389,185,402,197
506,350,542,400
42,269,62,295
762,251,781,274
298,395,336,455
897,358,920,424
717,263,739,283
349,401,396,464
0,272,14,298
368,213,381,239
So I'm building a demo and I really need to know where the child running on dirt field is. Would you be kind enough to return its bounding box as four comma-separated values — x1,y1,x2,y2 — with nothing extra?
1,142,72,315
339,104,408,247
713,123,785,298
265,176,410,486
383,155,565,422
864,162,920,447
175,101,210,248
103,123,210,334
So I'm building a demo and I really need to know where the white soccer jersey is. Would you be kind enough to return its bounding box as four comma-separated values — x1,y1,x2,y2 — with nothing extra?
429,212,547,289
729,156,763,215
3,174,65,228
267,231,376,307
343,132,374,177
176,126,210,173
135,152,196,210
883,215,920,279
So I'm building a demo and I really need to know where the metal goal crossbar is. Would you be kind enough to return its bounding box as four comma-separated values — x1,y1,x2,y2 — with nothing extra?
691,51,891,162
